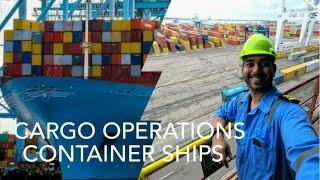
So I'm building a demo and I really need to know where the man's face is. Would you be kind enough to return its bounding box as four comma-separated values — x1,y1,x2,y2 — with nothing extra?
242,55,276,93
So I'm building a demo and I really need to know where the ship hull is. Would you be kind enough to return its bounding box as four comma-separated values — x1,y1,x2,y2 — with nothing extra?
1,77,157,179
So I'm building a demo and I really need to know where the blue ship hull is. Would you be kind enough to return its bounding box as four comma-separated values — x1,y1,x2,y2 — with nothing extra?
1,77,158,179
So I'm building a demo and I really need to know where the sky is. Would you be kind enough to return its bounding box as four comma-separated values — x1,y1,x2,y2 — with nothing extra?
164,0,305,20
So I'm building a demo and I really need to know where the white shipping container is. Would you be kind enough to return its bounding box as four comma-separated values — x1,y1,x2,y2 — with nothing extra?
303,59,319,72
288,51,306,61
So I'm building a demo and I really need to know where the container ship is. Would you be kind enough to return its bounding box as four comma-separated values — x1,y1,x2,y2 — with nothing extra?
0,18,161,179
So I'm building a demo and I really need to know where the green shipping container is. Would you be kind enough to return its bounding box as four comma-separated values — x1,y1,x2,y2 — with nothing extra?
72,55,83,65
0,134,9,142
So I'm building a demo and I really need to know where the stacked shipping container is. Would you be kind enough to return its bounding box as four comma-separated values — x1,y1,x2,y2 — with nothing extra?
2,18,160,86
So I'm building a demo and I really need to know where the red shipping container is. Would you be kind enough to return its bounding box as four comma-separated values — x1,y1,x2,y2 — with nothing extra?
92,20,103,32
12,63,22,76
63,43,72,54
111,54,121,65
53,32,63,43
63,66,72,76
43,43,53,54
43,66,53,76
52,66,63,76
140,19,155,30
3,64,12,76
92,32,102,43
121,31,131,42
13,53,22,63
111,43,121,53
25,138,39,147
82,32,92,42
121,65,131,78
0,142,6,149
111,65,122,78
43,55,54,65
204,43,210,48
102,43,112,53
7,142,14,149
131,30,142,42
101,65,112,80
44,21,54,31
44,32,54,43
70,43,82,54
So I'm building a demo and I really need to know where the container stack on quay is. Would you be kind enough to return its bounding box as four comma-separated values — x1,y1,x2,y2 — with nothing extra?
2,18,161,85
151,22,320,55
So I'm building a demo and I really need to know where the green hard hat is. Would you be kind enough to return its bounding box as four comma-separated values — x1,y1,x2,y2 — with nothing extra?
240,34,276,61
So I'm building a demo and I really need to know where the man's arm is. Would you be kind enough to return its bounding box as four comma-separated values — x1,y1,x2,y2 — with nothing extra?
279,103,319,179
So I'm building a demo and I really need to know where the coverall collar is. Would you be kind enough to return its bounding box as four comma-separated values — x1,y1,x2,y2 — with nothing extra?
241,85,282,114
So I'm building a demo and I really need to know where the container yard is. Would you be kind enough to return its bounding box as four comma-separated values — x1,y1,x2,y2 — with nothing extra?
0,0,319,180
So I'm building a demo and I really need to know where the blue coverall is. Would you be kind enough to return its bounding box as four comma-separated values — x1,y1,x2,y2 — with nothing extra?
214,85,319,179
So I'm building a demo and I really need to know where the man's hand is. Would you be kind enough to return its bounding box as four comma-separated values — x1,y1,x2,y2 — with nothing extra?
211,135,234,168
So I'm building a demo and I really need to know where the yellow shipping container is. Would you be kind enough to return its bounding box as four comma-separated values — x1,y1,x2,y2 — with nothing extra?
172,31,179,38
32,43,42,54
209,42,215,48
31,21,40,31
143,31,153,42
63,32,73,42
13,19,30,30
170,37,178,44
22,41,32,52
198,44,204,49
1,161,7,167
202,30,208,35
220,41,225,47
82,46,92,54
182,40,190,46
154,49,161,55
32,55,42,65
152,41,160,50
284,32,290,37
4,30,13,41
121,20,131,31
92,66,101,77
6,149,14,158
4,53,13,63
112,20,122,31
53,43,63,54
184,45,191,51
111,31,121,42
131,42,141,53
280,64,306,81
191,45,197,50
92,43,102,53
121,43,131,53
162,48,169,53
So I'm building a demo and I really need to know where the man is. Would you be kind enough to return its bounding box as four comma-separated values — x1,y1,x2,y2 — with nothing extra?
211,34,319,179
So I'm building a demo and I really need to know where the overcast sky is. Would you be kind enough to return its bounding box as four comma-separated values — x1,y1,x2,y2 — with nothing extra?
164,0,305,20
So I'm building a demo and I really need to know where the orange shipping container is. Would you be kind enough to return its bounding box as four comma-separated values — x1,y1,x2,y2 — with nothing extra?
111,54,121,65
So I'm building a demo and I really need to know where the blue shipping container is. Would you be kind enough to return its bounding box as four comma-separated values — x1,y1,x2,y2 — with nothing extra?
102,21,112,31
222,83,248,102
22,63,31,75
13,30,22,40
22,52,32,63
13,41,22,52
92,54,102,65
54,21,64,31
63,21,73,31
143,42,153,53
175,43,184,51
131,65,141,76
72,31,82,43
201,34,209,40
22,30,32,40
273,72,283,85
72,21,83,31
32,32,42,43
121,54,131,65
53,55,63,65
72,66,91,77
82,21,92,31
131,54,141,65
63,55,72,65
102,54,111,65
4,41,13,52
32,66,42,76
102,32,112,42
